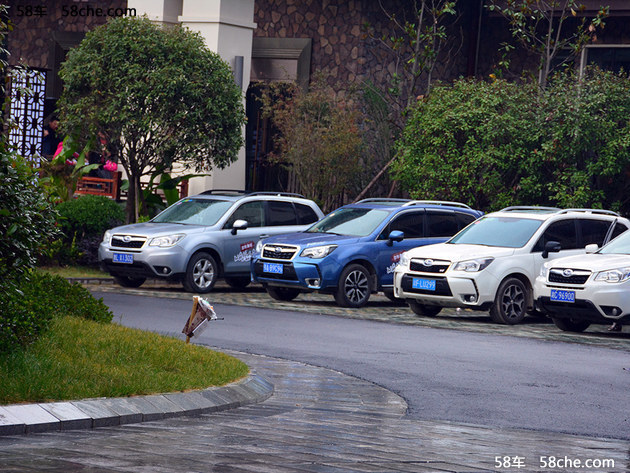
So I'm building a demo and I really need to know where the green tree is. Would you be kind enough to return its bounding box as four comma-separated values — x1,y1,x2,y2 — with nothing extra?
57,16,245,223
260,77,363,212
392,78,540,210
488,0,608,89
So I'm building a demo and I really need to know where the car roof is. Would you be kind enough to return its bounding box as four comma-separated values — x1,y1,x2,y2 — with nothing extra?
485,206,622,221
189,190,318,205
348,198,483,215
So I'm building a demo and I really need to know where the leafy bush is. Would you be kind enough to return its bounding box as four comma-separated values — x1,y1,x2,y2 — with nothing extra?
0,147,59,295
0,271,113,353
56,194,124,238
46,195,124,266
393,68,630,213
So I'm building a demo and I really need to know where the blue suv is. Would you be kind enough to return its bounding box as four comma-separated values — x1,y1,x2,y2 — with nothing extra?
251,199,483,307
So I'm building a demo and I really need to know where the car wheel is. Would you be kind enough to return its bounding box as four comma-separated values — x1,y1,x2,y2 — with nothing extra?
114,276,146,288
266,287,301,301
407,299,442,317
490,277,528,325
552,317,591,333
183,252,218,293
335,264,371,308
225,276,251,289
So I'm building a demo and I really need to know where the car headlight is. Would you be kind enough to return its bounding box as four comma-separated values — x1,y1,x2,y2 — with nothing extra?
300,244,337,259
452,257,494,272
399,252,410,267
255,240,264,253
149,234,185,247
102,230,111,245
594,267,630,283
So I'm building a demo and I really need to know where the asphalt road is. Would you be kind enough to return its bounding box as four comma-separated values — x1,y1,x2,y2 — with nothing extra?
98,291,630,440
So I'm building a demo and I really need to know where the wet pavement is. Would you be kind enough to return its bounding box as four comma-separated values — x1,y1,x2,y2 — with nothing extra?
1,278,628,472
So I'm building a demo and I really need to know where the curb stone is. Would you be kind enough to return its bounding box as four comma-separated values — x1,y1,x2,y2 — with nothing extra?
0,374,273,436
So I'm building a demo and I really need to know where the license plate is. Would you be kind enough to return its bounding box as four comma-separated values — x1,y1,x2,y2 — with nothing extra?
113,253,134,264
550,289,575,303
412,278,436,291
263,262,283,274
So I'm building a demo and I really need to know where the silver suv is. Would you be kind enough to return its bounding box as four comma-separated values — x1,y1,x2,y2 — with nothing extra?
98,191,324,292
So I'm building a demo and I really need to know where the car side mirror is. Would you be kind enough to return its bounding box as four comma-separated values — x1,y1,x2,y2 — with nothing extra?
542,240,561,259
585,243,599,254
387,230,404,247
231,219,248,235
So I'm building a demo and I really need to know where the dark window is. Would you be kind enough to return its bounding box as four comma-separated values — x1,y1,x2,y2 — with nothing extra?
380,211,425,239
295,203,319,225
427,211,460,237
579,219,611,247
267,201,298,226
533,219,577,252
225,201,265,228
611,222,629,241
456,213,476,230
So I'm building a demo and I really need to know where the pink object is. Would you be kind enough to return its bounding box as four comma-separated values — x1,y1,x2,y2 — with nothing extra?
53,142,64,158
104,160,118,172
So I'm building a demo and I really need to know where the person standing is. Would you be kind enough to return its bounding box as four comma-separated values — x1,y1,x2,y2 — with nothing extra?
41,115,62,159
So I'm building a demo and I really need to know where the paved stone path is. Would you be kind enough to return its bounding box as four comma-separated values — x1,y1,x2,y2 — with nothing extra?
1,351,628,472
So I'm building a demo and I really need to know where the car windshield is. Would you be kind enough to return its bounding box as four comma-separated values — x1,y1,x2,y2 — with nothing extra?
152,198,232,226
599,230,630,255
306,208,390,237
448,216,543,248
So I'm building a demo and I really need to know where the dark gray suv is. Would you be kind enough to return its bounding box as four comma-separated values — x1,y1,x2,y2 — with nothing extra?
98,191,324,292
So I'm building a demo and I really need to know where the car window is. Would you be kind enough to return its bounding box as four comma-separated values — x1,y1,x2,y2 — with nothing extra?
295,203,320,225
611,222,629,240
426,211,460,237
378,211,424,240
600,229,630,254
306,208,390,237
152,198,232,226
267,201,298,226
449,216,543,248
533,219,578,252
457,212,476,230
225,201,265,228
579,219,611,247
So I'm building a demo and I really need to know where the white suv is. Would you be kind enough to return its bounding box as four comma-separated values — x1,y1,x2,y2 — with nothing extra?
535,229,630,332
393,207,630,324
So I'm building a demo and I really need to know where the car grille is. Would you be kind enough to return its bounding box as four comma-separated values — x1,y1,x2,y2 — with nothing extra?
262,244,299,260
111,235,147,249
253,261,299,281
548,269,591,285
400,274,452,296
409,258,450,274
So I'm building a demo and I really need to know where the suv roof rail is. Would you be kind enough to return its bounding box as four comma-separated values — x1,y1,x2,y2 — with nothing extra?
246,191,306,198
501,206,560,212
356,198,411,205
201,189,248,195
557,208,620,216
403,200,472,209
200,190,306,199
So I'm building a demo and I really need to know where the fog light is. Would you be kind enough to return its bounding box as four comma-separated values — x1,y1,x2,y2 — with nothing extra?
306,278,321,288
465,295,477,303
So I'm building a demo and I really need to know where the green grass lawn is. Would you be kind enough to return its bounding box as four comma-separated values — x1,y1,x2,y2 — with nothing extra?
0,316,249,404
39,265,109,279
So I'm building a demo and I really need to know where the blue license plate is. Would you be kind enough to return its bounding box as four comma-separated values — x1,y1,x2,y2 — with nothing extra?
113,253,134,264
550,289,575,303
263,262,283,274
412,278,436,291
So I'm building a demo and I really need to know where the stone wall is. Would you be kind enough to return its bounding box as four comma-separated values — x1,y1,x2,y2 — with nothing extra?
6,0,127,70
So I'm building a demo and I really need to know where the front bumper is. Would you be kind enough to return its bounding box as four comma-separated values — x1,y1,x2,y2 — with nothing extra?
98,243,188,279
535,278,630,323
251,257,337,292
393,269,499,309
